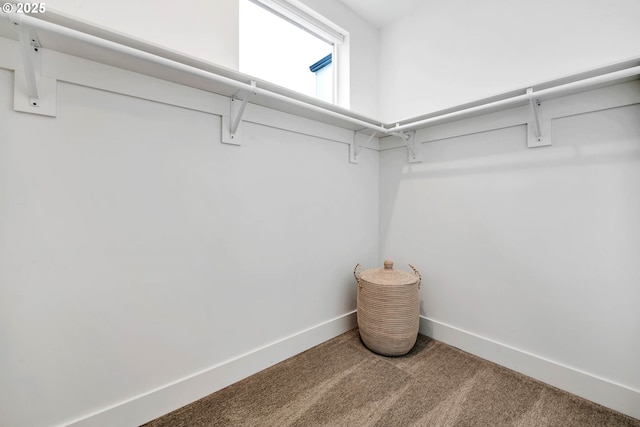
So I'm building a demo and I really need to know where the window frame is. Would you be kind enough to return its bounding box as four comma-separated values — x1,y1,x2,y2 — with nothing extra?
244,0,349,107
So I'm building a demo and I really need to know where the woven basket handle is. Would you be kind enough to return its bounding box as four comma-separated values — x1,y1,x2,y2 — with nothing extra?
354,263,362,287
409,264,422,289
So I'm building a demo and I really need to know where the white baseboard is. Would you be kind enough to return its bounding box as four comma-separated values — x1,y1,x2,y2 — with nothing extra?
64,311,357,427
61,313,639,425
420,316,640,420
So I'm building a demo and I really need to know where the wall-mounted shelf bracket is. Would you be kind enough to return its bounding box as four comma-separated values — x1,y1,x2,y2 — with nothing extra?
19,25,40,107
350,130,378,164
11,18,57,116
526,87,550,148
392,130,420,163
388,123,420,163
222,80,256,145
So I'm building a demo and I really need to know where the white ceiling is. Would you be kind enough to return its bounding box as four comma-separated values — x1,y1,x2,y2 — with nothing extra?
337,0,425,28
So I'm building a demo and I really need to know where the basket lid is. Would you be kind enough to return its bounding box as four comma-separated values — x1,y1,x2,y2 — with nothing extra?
359,260,419,286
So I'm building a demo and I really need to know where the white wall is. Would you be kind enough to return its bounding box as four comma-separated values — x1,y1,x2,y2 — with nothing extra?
379,81,640,417
45,0,240,69
379,0,640,121
0,42,378,425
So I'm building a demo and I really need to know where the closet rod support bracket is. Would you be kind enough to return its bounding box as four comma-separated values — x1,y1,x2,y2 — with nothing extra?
222,80,256,145
19,24,40,107
391,130,420,163
11,17,57,116
350,130,378,164
526,87,550,148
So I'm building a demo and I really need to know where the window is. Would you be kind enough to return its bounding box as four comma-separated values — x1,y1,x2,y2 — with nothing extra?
239,0,347,105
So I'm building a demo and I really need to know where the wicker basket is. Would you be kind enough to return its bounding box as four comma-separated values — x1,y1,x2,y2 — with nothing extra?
354,260,421,356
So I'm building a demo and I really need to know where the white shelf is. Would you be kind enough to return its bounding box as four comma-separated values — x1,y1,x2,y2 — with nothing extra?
2,10,639,138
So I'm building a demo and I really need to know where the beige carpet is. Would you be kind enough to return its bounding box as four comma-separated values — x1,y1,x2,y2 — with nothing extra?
143,329,640,426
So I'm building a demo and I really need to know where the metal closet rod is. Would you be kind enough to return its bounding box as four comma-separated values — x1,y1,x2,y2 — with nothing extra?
8,13,392,135
389,65,640,133
8,13,640,137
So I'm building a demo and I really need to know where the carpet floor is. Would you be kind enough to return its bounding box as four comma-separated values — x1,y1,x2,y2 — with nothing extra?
143,329,640,426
